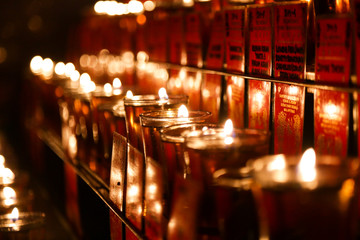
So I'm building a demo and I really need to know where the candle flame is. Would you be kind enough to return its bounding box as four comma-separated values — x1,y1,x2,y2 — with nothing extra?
3,187,16,199
267,154,286,171
10,207,19,220
177,105,189,118
112,78,122,89
54,62,66,76
30,56,43,74
0,155,5,166
158,87,168,100
224,119,233,136
104,83,113,94
70,70,80,82
126,90,133,99
64,62,76,77
298,148,316,183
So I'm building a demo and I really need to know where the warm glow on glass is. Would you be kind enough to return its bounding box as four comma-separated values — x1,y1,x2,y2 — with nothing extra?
65,62,76,77
183,0,194,7
70,70,80,82
41,58,54,78
112,78,122,89
3,187,16,199
10,207,19,220
80,73,91,86
94,1,106,14
137,51,149,62
224,119,234,136
0,155,5,166
324,103,339,119
126,90,133,99
80,54,90,68
30,55,43,74
298,148,316,183
289,86,299,95
128,186,139,198
224,119,234,145
115,2,128,15
136,14,146,25
148,184,157,196
104,83,113,94
83,81,96,93
177,105,189,118
267,155,286,171
128,0,144,14
55,62,66,76
158,87,168,100
144,0,155,11
154,201,162,214
254,92,264,107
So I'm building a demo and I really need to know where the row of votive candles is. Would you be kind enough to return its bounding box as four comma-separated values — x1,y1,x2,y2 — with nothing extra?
0,155,46,239
99,89,360,240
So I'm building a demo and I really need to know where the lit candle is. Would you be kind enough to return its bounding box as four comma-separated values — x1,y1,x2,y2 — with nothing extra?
123,88,188,151
184,121,270,238
139,106,211,239
0,207,45,239
251,149,359,240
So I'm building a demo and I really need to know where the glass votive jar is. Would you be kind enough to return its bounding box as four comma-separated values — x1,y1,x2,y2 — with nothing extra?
185,125,270,238
139,109,211,239
160,123,217,194
251,150,360,240
0,210,46,240
123,94,188,152
0,187,34,215
95,101,125,184
212,169,259,240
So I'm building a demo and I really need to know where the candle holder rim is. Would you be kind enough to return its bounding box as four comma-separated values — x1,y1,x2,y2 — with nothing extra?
123,94,188,106
250,154,360,188
140,109,212,127
160,123,219,143
185,127,270,149
0,212,45,232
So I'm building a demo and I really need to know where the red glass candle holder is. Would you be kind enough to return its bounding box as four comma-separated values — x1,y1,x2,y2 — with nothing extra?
139,110,211,239
185,127,270,238
0,211,46,240
123,94,188,152
251,152,359,240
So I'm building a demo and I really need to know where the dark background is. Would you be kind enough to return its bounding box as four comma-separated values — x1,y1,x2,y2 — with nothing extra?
0,0,92,159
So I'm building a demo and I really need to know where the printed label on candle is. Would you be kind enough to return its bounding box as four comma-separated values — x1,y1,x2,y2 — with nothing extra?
206,11,225,69
149,13,169,62
315,17,352,85
167,175,201,240
225,7,245,72
248,5,272,130
169,14,185,64
356,2,360,86
144,158,165,240
125,144,144,231
273,83,305,154
314,90,348,157
248,5,272,76
185,13,204,67
274,2,307,80
248,80,271,130
201,74,222,123
109,132,127,211
226,76,245,128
